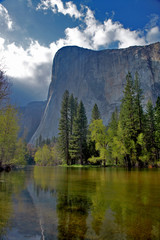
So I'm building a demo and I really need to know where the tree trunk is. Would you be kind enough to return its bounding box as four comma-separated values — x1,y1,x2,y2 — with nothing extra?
126,154,132,169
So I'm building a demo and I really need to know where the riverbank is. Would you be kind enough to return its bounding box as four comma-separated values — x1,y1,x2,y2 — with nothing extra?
59,162,160,168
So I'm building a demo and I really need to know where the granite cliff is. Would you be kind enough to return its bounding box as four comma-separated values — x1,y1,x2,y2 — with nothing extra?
19,101,46,142
30,42,160,143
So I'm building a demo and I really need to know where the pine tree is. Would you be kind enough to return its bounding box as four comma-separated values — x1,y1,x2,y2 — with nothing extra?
117,72,145,167
144,100,156,162
133,72,144,164
69,101,88,165
68,94,77,136
58,90,70,165
87,104,101,159
108,107,119,137
119,72,136,167
155,97,160,157
91,104,101,122
134,72,144,134
107,107,119,164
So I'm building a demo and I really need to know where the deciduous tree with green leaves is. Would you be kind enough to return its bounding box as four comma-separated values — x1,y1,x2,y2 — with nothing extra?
34,145,52,166
0,105,19,165
89,119,108,166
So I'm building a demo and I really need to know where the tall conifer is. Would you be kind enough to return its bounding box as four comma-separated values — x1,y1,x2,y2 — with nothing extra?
58,90,70,165
119,72,137,167
134,72,144,134
144,100,156,161
68,94,77,136
91,104,101,122
155,97,160,158
69,101,88,164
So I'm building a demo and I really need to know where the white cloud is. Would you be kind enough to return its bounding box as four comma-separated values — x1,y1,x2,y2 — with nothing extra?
37,0,82,19
0,2,160,104
0,4,13,30
0,38,53,85
146,26,160,43
37,3,160,50
0,38,57,101
0,4,159,91
49,7,146,50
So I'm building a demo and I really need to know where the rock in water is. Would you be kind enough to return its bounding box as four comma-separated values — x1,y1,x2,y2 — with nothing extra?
30,42,160,143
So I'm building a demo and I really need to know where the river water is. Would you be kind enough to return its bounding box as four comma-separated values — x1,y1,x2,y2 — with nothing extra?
0,166,160,240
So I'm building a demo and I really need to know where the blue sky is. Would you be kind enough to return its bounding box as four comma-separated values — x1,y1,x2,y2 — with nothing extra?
0,0,160,105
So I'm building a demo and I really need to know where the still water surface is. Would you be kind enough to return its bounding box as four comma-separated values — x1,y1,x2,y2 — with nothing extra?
0,166,160,240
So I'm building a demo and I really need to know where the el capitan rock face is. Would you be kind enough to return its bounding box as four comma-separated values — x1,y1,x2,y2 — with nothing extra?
19,101,46,142
30,42,160,143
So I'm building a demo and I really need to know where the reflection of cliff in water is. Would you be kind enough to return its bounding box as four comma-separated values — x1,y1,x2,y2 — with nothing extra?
0,169,42,240
27,182,58,240
32,166,92,240
6,187,41,240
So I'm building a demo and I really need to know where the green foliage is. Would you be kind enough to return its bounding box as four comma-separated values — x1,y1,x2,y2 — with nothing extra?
0,69,28,167
68,94,77,136
69,101,88,164
137,133,149,163
35,145,52,166
134,72,144,133
12,138,27,166
155,97,160,153
106,108,119,164
58,90,70,164
89,119,108,166
117,72,144,167
0,105,19,165
34,144,61,166
91,103,101,122
106,72,160,167
87,103,101,160
143,100,156,162
57,73,160,168
57,91,88,165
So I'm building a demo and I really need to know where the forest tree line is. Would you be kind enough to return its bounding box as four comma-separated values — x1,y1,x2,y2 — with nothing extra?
35,72,160,168
3,63,160,168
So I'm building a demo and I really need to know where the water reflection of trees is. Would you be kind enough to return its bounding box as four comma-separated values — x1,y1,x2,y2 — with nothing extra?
57,194,91,240
33,167,160,240
90,169,160,240
34,166,92,240
0,178,12,238
0,170,26,239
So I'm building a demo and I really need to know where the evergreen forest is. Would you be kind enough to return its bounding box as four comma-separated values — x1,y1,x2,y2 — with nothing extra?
35,72,160,168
